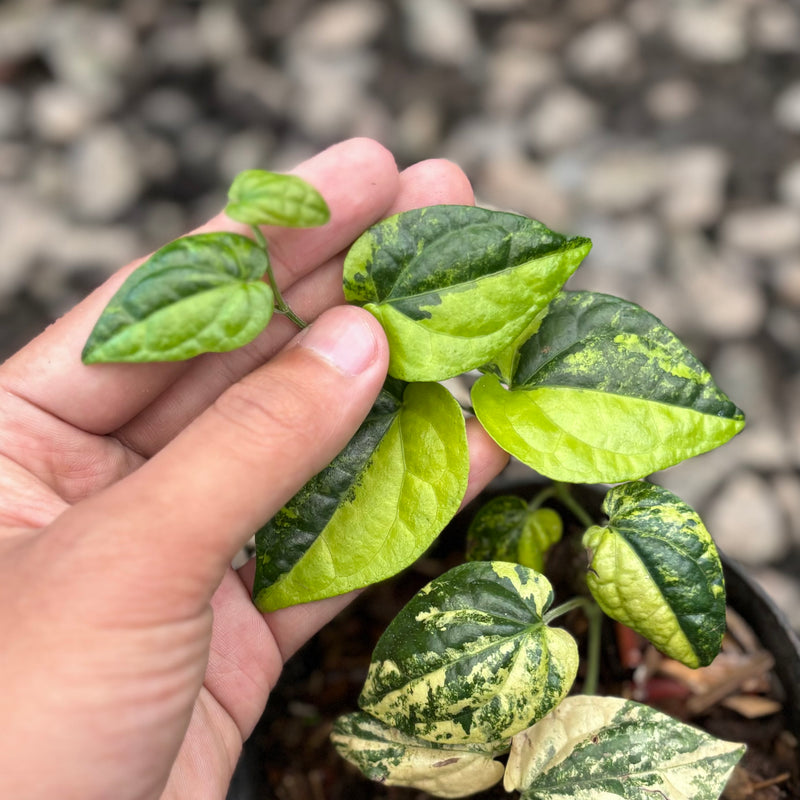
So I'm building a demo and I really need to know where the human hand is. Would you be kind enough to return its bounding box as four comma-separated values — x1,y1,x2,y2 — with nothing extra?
0,139,509,800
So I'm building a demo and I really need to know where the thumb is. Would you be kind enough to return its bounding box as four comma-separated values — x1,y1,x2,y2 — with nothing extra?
45,305,389,621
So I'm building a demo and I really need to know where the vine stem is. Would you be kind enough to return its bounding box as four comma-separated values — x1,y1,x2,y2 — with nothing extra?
553,482,595,529
251,225,308,329
544,595,603,696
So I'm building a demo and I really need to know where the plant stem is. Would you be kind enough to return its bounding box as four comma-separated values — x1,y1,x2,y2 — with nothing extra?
554,482,595,529
544,595,603,696
251,225,307,329
526,485,558,513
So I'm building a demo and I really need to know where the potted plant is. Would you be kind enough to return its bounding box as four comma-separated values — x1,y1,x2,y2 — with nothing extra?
82,169,796,799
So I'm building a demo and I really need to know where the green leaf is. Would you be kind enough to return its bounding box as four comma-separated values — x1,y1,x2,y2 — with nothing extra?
472,290,745,483
343,205,591,382
504,695,745,800
331,712,506,798
583,481,726,668
466,497,562,572
224,169,330,227
358,561,579,745
252,379,468,611
82,232,273,363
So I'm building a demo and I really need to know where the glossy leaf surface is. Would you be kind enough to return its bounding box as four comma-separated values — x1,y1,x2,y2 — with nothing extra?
224,169,330,227
583,481,726,668
343,205,591,381
253,379,468,611
504,695,744,799
359,561,578,745
466,496,562,572
331,712,505,798
472,290,745,483
82,232,273,363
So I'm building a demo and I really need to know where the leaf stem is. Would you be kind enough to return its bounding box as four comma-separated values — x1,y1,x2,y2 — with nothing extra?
251,225,308,329
544,595,603,696
554,483,595,529
527,486,558,513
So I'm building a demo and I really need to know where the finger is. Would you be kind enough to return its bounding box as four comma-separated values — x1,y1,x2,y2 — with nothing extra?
116,158,476,459
0,139,400,436
39,305,390,624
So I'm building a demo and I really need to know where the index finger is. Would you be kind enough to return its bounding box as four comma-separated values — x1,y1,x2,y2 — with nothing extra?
0,139,400,436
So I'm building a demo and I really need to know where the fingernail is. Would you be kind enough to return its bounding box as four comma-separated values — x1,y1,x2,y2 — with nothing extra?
296,307,380,376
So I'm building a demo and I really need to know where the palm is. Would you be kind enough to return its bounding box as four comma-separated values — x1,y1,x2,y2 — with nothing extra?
0,141,506,800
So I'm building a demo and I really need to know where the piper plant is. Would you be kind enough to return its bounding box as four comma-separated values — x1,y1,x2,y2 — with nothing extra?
83,168,748,799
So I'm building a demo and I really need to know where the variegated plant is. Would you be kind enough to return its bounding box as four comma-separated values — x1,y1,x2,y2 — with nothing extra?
83,169,748,798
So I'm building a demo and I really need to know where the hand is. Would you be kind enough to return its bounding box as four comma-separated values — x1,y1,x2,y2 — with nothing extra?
0,139,509,800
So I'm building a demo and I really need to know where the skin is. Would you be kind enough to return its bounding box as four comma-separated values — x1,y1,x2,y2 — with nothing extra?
0,139,508,800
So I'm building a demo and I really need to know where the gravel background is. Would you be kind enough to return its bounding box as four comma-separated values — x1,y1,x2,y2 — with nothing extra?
1,0,799,626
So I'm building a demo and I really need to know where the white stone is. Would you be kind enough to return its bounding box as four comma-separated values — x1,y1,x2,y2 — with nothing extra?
565,20,640,81
721,206,800,257
525,85,600,153
582,146,665,214
777,160,800,209
706,473,788,566
28,82,97,142
626,0,669,35
197,4,248,63
775,83,800,133
218,129,275,183
68,125,143,221
0,86,24,138
770,258,800,306
753,2,800,53
292,0,385,51
668,2,748,63
661,146,729,229
573,214,662,278
403,0,480,67
139,88,199,133
645,79,700,122
710,344,778,423
485,47,560,116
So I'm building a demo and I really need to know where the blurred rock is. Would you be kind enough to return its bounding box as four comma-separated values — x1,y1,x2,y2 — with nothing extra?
753,2,800,54
707,472,789,566
403,0,480,67
485,47,560,116
770,258,800,307
525,85,601,154
774,82,800,134
660,146,729,229
777,160,800,210
292,0,385,52
721,206,800,257
582,145,664,214
29,82,98,142
565,20,640,81
668,1,748,63
751,568,800,630
68,124,143,221
644,78,700,122
0,85,24,138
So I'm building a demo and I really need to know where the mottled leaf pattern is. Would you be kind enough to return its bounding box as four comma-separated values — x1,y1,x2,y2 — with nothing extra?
583,481,726,668
343,205,591,381
359,561,578,745
472,290,745,482
224,169,330,227
331,712,506,798
466,496,562,572
253,379,468,611
82,232,273,363
504,696,744,799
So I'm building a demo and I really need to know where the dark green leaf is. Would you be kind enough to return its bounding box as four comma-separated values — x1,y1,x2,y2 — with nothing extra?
505,696,744,799
583,481,726,668
343,205,591,382
253,379,469,611
331,712,505,798
82,232,273,363
466,497,562,572
359,561,578,745
472,290,745,482
224,169,330,227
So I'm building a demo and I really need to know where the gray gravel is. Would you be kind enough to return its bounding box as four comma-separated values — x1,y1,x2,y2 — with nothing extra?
1,0,798,625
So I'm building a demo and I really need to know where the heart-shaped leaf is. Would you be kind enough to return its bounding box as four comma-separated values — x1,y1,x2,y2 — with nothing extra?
358,561,578,745
252,379,468,611
466,496,562,573
343,205,591,382
82,232,273,363
224,169,330,227
504,695,744,800
331,712,506,798
583,481,726,668
472,290,745,483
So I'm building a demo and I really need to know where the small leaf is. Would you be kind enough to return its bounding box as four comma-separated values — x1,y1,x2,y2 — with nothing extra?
253,379,468,611
583,481,726,668
224,169,330,227
504,695,745,800
331,712,506,799
82,232,273,363
358,561,578,745
472,290,745,483
343,205,591,382
466,496,562,572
